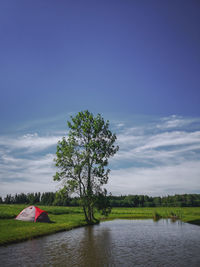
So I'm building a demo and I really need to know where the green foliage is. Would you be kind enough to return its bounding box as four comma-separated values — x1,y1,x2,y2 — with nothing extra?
95,190,112,216
3,192,40,205
27,192,40,204
2,193,200,208
53,186,70,206
41,192,55,205
153,211,161,221
54,110,119,223
4,194,14,204
109,194,200,207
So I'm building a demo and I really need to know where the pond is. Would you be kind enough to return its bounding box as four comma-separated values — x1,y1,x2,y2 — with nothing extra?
1,219,200,266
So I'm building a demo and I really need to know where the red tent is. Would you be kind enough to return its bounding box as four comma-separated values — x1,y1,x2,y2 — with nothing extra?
16,206,50,223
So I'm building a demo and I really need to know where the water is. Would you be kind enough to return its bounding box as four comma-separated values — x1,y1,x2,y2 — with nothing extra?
1,219,200,267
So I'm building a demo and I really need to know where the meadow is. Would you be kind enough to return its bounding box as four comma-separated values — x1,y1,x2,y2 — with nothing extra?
1,204,200,246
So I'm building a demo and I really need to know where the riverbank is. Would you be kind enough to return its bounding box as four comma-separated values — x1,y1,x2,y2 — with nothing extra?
1,205,200,246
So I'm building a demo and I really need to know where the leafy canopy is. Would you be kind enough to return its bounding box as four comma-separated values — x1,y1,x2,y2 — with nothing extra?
54,110,118,223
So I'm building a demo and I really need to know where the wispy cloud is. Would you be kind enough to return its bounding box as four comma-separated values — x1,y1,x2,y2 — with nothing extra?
0,115,200,197
0,133,63,196
108,115,200,195
156,115,200,130
107,160,200,196
0,153,57,196
113,115,200,167
0,133,63,153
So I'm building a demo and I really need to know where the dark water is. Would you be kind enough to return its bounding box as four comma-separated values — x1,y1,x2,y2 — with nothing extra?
1,219,200,267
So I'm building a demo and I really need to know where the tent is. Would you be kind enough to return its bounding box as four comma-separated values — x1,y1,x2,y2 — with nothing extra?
16,206,50,223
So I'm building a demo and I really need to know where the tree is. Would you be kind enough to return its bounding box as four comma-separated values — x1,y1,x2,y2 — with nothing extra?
4,194,14,204
53,186,70,206
41,192,55,205
54,110,119,224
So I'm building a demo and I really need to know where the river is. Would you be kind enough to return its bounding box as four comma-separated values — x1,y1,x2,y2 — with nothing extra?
1,219,200,266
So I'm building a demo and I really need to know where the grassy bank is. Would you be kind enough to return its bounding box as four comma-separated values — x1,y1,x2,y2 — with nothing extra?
1,205,200,246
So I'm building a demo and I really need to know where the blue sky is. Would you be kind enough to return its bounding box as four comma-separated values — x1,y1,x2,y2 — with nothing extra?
0,0,200,197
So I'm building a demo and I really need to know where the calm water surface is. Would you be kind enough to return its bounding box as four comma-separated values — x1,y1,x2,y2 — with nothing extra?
1,219,200,267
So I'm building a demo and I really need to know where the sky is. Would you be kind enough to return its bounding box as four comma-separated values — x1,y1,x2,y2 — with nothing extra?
0,0,200,197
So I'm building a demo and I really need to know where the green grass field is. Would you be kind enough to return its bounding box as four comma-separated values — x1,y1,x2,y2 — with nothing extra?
1,204,200,246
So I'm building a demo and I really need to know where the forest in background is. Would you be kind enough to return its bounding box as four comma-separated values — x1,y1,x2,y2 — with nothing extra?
1,192,200,207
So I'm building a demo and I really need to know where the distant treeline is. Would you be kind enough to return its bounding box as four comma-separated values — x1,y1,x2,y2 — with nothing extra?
1,192,200,207
0,192,79,206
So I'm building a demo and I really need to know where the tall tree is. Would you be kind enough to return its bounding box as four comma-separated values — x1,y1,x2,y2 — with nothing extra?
54,110,119,224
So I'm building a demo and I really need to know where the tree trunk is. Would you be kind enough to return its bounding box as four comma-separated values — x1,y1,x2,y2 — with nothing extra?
83,205,89,223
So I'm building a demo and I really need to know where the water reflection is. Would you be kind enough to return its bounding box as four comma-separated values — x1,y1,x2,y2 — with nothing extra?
77,225,112,267
1,219,200,267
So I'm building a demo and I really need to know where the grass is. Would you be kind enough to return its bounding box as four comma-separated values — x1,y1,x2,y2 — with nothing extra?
1,205,200,246
0,205,86,246
0,204,83,219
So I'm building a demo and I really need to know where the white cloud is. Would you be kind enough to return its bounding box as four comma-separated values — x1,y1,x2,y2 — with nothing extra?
156,115,200,129
0,115,200,197
0,133,63,153
112,116,200,168
107,160,200,196
0,133,63,197
1,181,56,198
0,153,57,197
116,123,125,128
0,153,54,179
134,131,200,152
